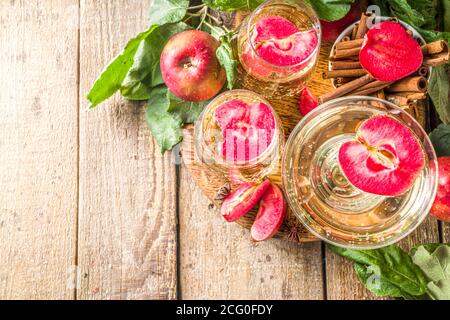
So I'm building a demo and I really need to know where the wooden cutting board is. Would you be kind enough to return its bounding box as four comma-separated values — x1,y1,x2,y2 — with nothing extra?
179,15,427,243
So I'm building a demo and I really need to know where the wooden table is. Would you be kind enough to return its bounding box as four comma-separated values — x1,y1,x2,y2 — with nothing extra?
1,0,448,300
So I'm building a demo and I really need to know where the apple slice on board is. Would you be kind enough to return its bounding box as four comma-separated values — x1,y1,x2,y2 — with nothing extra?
338,115,425,197
221,180,271,222
298,87,319,116
251,183,286,241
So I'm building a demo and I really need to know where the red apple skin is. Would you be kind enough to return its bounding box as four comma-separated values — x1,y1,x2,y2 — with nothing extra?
320,2,365,42
430,157,450,222
160,30,226,102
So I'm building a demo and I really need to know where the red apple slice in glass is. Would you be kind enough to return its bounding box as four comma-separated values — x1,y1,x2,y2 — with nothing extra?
338,115,425,197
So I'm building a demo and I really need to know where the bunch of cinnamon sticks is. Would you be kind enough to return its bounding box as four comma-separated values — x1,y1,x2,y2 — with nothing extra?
319,13,450,106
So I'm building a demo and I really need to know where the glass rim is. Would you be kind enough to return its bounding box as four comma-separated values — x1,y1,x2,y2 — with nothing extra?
246,0,322,69
282,96,438,250
196,89,282,168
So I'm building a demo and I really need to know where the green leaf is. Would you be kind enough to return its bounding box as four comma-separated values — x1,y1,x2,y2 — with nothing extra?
121,22,191,101
149,0,189,25
329,245,428,299
411,245,450,300
406,0,439,30
202,0,263,11
427,280,450,300
166,92,208,123
86,26,158,108
378,0,426,27
354,263,407,298
429,65,450,124
145,86,183,153
305,0,354,22
216,34,237,90
443,0,450,32
429,124,450,157
412,246,449,282
410,243,444,256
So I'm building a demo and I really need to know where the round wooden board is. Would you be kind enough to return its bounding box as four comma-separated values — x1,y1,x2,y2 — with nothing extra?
180,43,334,243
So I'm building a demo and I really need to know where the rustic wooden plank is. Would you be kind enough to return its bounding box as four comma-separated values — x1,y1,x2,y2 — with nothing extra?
78,0,177,299
442,222,450,243
179,168,324,299
0,0,79,299
326,217,440,300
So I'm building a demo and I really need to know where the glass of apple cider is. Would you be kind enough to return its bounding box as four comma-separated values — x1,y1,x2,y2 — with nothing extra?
236,0,321,99
194,89,284,181
282,96,438,249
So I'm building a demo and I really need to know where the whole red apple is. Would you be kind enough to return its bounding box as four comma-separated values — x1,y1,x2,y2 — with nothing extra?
160,30,226,102
430,156,450,222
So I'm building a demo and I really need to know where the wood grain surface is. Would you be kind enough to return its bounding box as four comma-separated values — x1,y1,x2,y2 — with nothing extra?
0,0,448,300
0,0,79,299
77,0,177,299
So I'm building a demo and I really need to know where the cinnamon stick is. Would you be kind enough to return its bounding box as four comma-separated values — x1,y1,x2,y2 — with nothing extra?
331,60,362,70
386,76,428,93
422,40,448,55
423,52,450,67
417,66,429,78
319,74,374,103
335,38,364,50
355,13,371,39
386,94,410,107
323,68,367,79
387,92,427,101
373,90,386,100
341,36,351,42
332,47,361,60
352,81,392,96
351,23,359,40
333,77,353,88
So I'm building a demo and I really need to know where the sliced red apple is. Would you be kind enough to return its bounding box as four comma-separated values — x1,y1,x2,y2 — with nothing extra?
221,180,271,222
359,21,423,82
251,183,286,241
338,115,425,197
214,99,275,163
299,87,319,116
252,16,319,67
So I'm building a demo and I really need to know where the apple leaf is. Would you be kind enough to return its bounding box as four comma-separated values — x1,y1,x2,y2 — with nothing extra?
87,26,158,108
328,244,428,299
429,124,450,157
121,22,190,101
202,0,263,11
149,0,189,26
145,86,183,153
216,34,237,90
166,92,209,124
305,0,354,22
146,86,209,152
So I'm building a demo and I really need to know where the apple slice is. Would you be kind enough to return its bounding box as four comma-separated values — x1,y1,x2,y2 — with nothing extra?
299,87,319,116
252,16,319,67
359,21,423,82
251,183,286,241
221,180,271,222
338,115,425,197
214,100,275,162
